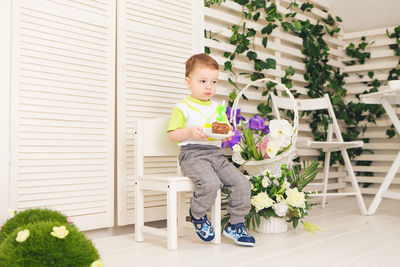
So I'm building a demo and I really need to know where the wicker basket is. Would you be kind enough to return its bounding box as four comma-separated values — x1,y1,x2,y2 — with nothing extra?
257,217,288,234
230,78,299,177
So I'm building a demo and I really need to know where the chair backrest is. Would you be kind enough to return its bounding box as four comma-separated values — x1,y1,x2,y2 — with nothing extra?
270,93,344,142
136,118,179,157
134,118,180,177
270,93,331,114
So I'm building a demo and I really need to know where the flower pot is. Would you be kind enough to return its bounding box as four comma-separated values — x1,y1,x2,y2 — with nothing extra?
257,217,288,234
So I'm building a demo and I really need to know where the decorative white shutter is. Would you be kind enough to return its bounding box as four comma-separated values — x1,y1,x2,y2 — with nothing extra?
9,0,115,230
117,0,204,225
0,1,11,224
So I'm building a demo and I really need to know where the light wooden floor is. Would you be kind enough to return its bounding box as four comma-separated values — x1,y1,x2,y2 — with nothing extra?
92,196,400,267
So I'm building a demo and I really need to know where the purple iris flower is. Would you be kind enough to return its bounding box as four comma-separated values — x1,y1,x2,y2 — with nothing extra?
221,130,241,148
249,115,266,130
262,125,270,135
226,106,246,126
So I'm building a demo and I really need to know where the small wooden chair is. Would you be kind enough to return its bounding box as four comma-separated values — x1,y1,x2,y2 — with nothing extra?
134,118,221,250
270,93,367,215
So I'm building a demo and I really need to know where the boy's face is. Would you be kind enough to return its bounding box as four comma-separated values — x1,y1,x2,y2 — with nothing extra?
185,66,218,101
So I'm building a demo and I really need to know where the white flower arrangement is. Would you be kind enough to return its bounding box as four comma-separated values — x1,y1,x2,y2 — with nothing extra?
272,201,289,217
268,119,294,148
224,113,295,162
235,161,323,232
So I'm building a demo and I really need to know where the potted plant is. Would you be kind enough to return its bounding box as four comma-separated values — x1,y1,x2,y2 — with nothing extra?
222,160,323,234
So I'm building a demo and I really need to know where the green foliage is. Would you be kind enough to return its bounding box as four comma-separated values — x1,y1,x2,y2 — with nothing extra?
0,221,99,267
387,26,400,89
240,119,262,160
344,37,372,65
286,160,319,191
387,124,396,138
221,163,318,231
387,26,400,57
204,0,226,7
0,209,69,245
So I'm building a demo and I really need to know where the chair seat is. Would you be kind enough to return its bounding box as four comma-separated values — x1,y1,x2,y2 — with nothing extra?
296,140,363,152
138,175,195,192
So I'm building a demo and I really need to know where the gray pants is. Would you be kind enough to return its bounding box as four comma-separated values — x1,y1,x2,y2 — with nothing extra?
178,144,251,225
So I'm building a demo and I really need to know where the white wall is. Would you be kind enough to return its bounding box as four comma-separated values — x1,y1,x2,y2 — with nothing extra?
0,0,11,223
330,0,400,32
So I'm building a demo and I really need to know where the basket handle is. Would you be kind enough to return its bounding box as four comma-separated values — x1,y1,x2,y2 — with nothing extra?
229,77,299,147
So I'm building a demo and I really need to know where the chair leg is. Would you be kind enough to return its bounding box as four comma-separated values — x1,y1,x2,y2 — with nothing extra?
167,183,178,250
211,189,221,244
134,180,144,242
177,192,185,237
341,149,367,215
368,151,400,215
322,151,331,208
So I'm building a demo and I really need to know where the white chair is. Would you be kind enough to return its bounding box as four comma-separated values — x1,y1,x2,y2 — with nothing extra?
270,93,367,215
134,118,221,250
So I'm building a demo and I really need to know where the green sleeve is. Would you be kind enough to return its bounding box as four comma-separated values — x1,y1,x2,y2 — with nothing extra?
167,106,186,132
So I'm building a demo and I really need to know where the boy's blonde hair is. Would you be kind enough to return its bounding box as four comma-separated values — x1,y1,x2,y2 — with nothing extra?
185,53,219,77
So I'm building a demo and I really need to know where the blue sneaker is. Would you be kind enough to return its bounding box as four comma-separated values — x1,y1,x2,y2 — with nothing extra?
223,222,255,247
189,209,215,242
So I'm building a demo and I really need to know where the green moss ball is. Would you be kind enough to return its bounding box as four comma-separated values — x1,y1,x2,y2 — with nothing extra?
0,221,100,267
0,208,69,245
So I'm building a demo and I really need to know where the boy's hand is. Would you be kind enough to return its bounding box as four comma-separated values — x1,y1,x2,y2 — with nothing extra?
190,126,208,140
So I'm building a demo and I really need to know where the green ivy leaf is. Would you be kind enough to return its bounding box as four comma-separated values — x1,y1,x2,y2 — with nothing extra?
224,61,232,71
266,58,276,69
229,91,237,101
262,23,276,35
247,28,256,37
368,71,374,78
262,37,268,48
387,127,396,138
233,0,249,5
292,20,302,32
253,0,266,8
246,51,258,60
300,3,314,12
285,66,295,76
254,59,264,71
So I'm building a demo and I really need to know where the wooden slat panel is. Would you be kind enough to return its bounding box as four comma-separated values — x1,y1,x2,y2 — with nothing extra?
117,0,199,225
10,0,115,231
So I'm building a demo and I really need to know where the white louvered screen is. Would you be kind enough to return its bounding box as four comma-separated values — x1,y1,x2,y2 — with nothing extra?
9,0,115,230
343,26,400,195
0,0,11,223
117,0,203,225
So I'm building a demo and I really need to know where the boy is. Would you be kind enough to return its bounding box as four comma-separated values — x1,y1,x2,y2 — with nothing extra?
167,53,255,247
